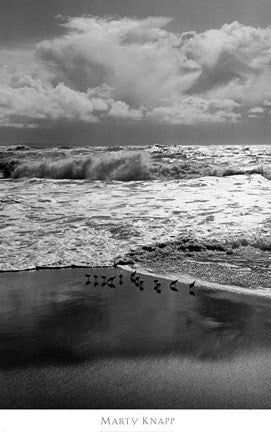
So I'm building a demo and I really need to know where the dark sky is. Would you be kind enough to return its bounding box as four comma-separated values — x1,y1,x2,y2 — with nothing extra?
2,0,271,45
1,0,271,146
0,0,270,44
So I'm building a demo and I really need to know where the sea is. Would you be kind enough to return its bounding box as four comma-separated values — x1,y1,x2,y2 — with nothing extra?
1,143,271,286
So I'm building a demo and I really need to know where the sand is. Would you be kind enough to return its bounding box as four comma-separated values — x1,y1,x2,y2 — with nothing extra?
0,266,271,408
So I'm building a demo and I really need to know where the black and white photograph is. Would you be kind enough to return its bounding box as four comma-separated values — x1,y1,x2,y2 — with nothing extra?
1,0,271,416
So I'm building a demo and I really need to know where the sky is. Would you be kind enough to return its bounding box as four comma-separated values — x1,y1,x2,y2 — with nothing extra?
1,0,271,146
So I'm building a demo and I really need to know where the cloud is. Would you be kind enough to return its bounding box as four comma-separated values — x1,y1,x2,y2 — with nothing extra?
0,75,143,128
2,17,271,128
147,97,240,124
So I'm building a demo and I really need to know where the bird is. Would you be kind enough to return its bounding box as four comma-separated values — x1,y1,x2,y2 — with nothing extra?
101,275,106,280
107,283,116,289
156,289,162,294
119,274,123,285
189,280,196,296
107,276,116,283
154,281,161,291
130,271,137,283
134,276,140,286
169,279,178,291
85,273,91,286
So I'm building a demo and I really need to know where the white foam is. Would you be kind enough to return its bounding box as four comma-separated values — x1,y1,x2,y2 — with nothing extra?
1,144,271,274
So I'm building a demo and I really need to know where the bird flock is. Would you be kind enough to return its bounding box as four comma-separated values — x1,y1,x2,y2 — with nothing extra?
85,271,196,296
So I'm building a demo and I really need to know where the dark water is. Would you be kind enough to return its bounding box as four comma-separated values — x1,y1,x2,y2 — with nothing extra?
1,267,271,408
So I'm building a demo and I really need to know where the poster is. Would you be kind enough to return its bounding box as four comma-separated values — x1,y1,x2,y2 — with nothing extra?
1,0,271,429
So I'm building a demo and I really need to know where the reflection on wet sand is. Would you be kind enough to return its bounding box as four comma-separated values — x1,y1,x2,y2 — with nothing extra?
0,267,271,408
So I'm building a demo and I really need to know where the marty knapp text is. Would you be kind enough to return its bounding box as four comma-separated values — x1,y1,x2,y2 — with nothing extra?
101,417,175,426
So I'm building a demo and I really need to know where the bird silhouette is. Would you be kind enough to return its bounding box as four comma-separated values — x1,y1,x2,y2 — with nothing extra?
154,281,161,291
156,289,162,294
119,274,123,285
189,280,196,296
85,280,91,286
85,273,91,278
107,283,116,289
107,276,116,283
133,276,140,286
170,279,178,291
130,271,137,283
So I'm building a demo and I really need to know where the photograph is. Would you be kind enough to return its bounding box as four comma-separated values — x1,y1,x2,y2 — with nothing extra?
1,0,271,413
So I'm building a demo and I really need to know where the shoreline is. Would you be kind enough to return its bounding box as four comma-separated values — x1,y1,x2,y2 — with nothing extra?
1,265,271,408
1,259,271,298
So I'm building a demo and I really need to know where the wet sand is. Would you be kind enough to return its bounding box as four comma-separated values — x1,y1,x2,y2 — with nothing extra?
0,266,271,408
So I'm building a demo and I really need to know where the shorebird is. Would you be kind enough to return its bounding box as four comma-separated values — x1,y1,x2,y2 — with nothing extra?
189,280,196,296
134,276,140,285
107,276,116,283
156,288,162,294
85,279,91,286
154,281,161,291
119,274,123,285
130,271,137,283
170,279,178,292
85,273,91,278
107,283,116,289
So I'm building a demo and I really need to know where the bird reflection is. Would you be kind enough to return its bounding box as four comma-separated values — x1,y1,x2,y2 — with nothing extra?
189,280,196,296
170,280,178,292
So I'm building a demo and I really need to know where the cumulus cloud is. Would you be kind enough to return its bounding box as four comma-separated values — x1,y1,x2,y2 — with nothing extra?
147,97,240,124
2,17,271,128
0,75,142,128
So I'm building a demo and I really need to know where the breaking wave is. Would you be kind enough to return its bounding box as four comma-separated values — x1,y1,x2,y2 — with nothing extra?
221,166,271,180
1,147,271,181
0,153,152,181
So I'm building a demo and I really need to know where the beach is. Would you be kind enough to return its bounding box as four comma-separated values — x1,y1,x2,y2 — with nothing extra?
1,266,271,409
1,143,271,408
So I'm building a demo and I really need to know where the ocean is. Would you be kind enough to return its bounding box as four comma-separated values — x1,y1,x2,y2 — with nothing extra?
1,143,271,289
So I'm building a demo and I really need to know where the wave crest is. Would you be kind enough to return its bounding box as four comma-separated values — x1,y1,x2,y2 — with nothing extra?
1,149,271,181
0,153,152,181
